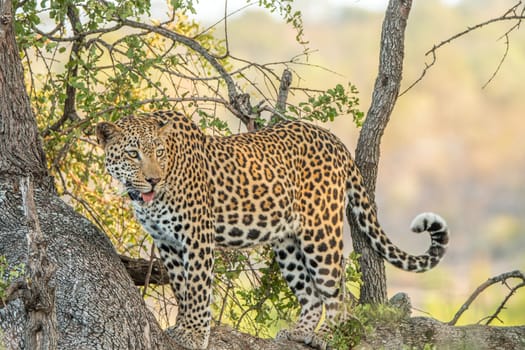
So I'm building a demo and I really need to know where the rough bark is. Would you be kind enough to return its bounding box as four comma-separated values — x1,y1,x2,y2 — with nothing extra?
360,317,525,350
119,254,170,286
19,177,58,350
0,0,48,183
0,0,176,348
348,0,411,305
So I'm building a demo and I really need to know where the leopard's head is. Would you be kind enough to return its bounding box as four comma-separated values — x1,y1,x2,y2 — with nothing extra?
96,115,172,206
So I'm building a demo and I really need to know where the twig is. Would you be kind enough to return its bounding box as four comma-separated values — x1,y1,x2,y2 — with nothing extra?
448,270,525,326
141,245,157,297
401,1,525,95
117,18,255,127
481,33,510,89
482,280,525,325
482,3,524,89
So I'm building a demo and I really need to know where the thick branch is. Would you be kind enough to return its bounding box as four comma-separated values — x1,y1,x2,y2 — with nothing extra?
20,177,58,350
119,254,170,286
364,317,525,349
0,0,49,181
117,18,256,128
349,0,411,305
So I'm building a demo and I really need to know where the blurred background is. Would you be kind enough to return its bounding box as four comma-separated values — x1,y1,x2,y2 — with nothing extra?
181,0,525,325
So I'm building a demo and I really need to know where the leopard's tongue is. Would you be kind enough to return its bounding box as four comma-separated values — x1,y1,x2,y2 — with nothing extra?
141,191,155,203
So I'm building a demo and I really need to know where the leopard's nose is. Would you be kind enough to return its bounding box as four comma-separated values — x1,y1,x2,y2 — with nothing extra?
146,177,161,186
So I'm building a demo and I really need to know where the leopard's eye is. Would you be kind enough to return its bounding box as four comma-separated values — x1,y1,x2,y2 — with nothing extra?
126,150,140,159
156,148,165,158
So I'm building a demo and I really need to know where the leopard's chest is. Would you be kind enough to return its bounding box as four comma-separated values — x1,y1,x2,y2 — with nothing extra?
134,204,184,249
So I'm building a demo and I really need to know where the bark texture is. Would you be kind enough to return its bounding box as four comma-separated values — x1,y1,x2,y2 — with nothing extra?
361,317,525,350
0,183,181,349
0,0,177,348
0,0,48,182
19,177,58,350
348,0,411,304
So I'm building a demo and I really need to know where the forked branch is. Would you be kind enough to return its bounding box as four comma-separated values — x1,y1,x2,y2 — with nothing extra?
401,1,525,95
448,270,525,326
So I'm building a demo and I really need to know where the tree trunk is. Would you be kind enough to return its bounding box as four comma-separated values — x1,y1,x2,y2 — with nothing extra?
0,0,48,183
348,0,411,305
0,0,176,348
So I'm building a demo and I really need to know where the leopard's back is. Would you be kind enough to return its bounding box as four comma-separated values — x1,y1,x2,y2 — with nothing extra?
204,121,352,250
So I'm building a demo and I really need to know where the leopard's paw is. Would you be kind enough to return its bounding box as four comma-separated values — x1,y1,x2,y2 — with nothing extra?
166,325,209,350
276,328,330,350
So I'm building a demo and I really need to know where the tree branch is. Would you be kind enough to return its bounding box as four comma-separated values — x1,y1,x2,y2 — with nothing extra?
271,68,292,123
483,280,525,325
448,270,525,326
42,4,83,137
401,1,525,95
119,254,170,286
117,18,256,129
20,176,58,350
350,0,412,305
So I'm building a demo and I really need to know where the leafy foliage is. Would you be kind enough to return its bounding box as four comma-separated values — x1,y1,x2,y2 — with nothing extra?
14,0,363,337
328,302,406,350
288,83,364,126
212,247,299,337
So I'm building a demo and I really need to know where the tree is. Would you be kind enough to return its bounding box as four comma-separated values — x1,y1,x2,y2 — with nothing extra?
348,0,408,305
1,0,525,349
0,0,180,346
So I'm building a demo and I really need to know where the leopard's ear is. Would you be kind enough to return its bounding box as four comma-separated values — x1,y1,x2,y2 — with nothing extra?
158,120,173,137
96,122,122,148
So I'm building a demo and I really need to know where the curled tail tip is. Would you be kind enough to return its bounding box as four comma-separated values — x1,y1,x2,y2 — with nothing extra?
410,212,448,234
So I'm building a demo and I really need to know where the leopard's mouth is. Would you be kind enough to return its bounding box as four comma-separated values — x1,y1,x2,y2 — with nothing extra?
127,188,156,204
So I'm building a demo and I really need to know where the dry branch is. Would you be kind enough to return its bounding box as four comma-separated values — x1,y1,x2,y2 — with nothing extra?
271,68,292,122
401,1,525,95
448,270,525,326
119,254,170,286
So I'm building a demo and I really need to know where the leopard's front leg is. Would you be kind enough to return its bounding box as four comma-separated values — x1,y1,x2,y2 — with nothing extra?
157,229,214,350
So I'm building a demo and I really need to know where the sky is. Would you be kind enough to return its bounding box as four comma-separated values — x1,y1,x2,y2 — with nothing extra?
188,0,462,22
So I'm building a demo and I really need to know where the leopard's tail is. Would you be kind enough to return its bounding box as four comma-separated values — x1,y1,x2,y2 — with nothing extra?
346,167,449,272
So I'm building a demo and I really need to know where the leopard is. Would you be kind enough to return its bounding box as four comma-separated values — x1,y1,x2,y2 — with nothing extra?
96,110,449,350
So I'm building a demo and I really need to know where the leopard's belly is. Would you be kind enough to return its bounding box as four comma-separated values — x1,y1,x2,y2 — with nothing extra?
213,211,301,248
133,198,301,249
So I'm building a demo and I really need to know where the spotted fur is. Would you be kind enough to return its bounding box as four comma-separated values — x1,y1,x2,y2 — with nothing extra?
96,111,449,350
